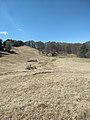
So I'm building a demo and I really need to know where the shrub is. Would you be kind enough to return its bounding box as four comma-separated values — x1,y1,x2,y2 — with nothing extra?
85,51,90,58
26,64,37,70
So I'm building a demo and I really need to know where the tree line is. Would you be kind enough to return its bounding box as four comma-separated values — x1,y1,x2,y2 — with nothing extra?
25,40,90,58
0,38,90,58
0,39,24,52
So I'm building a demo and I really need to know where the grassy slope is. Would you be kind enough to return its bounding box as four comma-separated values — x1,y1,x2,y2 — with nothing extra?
0,46,90,120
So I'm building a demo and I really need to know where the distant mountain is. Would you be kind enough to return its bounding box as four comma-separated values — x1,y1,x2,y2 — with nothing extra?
85,41,90,43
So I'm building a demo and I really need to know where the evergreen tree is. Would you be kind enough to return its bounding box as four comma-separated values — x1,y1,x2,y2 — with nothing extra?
79,44,88,58
0,39,3,51
5,42,11,52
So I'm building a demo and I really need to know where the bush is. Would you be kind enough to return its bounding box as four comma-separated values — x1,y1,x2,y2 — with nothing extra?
26,64,37,70
85,51,90,58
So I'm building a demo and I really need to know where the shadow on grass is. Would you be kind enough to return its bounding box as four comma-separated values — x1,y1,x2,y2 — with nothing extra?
9,51,18,54
0,50,18,57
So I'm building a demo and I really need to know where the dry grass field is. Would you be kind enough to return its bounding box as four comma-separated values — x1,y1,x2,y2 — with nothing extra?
0,46,90,120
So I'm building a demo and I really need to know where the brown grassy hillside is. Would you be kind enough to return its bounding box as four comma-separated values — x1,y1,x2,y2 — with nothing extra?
0,46,90,120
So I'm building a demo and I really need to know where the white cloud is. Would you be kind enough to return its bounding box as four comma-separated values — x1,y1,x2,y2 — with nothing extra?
18,28,23,31
0,31,8,36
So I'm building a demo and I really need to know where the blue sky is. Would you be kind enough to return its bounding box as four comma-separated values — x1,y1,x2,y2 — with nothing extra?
0,0,90,43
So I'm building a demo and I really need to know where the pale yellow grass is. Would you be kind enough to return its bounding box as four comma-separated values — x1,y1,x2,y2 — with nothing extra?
0,46,90,120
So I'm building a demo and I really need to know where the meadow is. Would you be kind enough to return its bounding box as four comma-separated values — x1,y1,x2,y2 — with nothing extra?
0,46,90,120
